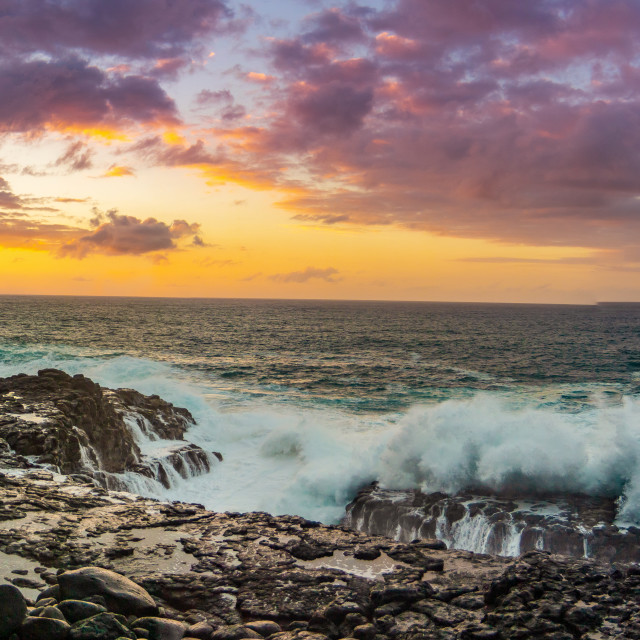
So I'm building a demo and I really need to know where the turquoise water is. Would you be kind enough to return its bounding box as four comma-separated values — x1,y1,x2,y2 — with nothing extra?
1,295,639,523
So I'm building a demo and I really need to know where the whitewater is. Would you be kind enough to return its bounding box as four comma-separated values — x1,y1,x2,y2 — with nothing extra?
1,297,639,527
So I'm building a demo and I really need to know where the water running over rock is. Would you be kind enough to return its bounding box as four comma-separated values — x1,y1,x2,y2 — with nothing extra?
0,369,218,494
344,484,640,563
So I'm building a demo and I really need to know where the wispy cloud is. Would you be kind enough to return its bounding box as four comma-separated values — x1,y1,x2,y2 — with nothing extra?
55,141,93,172
102,165,136,178
457,257,599,265
270,267,341,283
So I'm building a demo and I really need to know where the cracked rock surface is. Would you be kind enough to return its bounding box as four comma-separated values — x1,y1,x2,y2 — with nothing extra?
2,471,640,639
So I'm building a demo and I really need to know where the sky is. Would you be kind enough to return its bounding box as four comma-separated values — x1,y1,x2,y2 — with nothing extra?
1,0,640,304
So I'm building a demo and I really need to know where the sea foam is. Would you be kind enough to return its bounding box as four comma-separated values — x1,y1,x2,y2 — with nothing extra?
1,350,640,524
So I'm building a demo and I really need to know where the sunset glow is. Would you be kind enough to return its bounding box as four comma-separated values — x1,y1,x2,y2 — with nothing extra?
2,0,640,302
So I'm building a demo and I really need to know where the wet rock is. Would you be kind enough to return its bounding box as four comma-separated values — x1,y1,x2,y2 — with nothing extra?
351,624,376,640
134,617,188,640
9,577,45,590
388,611,432,635
386,548,444,571
0,369,211,491
19,616,71,640
286,540,334,561
411,600,469,627
344,484,640,563
307,614,339,638
449,594,485,610
39,606,67,621
353,547,380,561
338,613,368,637
57,600,108,624
0,585,27,639
59,567,158,617
244,621,282,636
35,592,59,605
187,622,214,640
270,633,327,640
211,625,263,640
370,583,430,606
564,604,601,632
69,612,136,640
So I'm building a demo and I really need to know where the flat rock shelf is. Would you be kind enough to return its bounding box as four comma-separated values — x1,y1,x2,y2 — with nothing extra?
1,470,640,639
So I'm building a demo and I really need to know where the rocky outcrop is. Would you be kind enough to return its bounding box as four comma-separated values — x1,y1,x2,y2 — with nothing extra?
58,567,158,616
2,470,640,639
344,484,640,563
0,369,216,491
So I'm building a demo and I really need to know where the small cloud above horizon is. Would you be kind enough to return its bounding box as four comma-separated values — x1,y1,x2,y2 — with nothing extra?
270,266,341,283
59,210,201,258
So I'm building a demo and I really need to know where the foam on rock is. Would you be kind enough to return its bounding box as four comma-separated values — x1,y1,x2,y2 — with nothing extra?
344,483,640,563
0,369,218,493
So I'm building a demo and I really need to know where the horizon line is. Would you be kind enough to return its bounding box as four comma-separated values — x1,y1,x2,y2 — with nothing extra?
1,293,639,307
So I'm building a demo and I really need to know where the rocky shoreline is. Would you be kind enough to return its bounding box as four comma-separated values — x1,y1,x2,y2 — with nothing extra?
2,470,640,639
0,369,218,492
2,370,640,639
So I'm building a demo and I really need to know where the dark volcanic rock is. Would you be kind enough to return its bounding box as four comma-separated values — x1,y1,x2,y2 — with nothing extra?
59,567,158,616
57,600,108,623
133,617,187,640
69,612,136,640
344,483,640,563
0,584,27,639
19,616,71,640
0,369,216,491
210,624,262,640
2,415,640,639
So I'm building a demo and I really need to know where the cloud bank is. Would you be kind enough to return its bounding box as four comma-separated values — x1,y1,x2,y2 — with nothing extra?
201,0,640,255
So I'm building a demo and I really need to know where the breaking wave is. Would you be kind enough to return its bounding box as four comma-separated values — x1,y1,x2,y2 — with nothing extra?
1,348,640,524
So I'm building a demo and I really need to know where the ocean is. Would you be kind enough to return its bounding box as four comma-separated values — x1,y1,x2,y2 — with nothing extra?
1,296,639,524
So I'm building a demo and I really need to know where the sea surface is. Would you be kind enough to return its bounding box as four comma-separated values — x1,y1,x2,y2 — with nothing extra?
1,296,640,523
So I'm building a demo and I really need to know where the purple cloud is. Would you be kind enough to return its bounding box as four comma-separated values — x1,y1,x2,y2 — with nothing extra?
60,211,201,257
301,7,367,46
211,0,640,254
0,177,24,209
54,141,93,172
0,58,178,133
0,0,234,59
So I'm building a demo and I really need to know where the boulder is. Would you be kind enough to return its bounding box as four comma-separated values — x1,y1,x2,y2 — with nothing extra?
133,618,188,640
59,567,157,617
244,621,282,636
186,622,214,640
57,600,108,624
19,616,71,640
39,606,67,622
211,625,263,640
0,585,27,639
69,613,136,640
